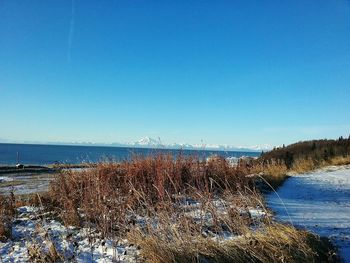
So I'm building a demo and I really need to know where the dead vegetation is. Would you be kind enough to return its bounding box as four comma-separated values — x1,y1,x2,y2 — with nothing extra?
0,154,340,262
248,160,289,189
0,193,15,241
48,154,254,235
258,155,350,178
329,155,350,166
129,223,336,263
40,154,337,262
27,241,62,263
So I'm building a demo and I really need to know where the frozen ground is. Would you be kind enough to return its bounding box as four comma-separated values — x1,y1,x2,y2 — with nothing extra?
0,206,140,262
266,165,350,262
0,172,55,195
0,201,266,262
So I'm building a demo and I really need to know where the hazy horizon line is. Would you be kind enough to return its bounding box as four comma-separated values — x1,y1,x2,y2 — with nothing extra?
0,137,268,152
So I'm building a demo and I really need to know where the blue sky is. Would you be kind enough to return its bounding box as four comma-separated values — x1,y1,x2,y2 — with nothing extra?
1,0,350,147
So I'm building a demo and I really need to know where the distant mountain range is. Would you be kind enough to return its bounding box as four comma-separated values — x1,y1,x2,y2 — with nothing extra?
0,137,272,152
124,137,271,152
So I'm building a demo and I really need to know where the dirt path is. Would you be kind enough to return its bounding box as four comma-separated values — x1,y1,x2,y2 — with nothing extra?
266,165,350,262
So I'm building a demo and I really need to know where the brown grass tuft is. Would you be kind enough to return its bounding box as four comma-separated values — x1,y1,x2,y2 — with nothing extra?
249,161,288,189
129,221,337,263
0,193,15,241
48,154,254,234
292,158,316,174
329,155,350,166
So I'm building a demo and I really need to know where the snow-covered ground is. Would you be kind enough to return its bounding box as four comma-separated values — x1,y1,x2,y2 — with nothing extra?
0,206,140,262
0,200,266,262
266,165,350,262
0,173,55,195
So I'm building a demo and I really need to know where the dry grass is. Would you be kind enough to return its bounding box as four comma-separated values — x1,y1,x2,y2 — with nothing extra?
329,155,350,166
0,191,57,242
291,158,316,174
43,154,338,262
289,156,350,174
129,223,334,263
252,155,350,189
0,193,15,241
48,154,254,234
249,162,288,189
0,154,338,262
260,163,288,188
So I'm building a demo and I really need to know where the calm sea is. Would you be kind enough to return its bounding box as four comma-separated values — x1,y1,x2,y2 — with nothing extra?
0,143,260,165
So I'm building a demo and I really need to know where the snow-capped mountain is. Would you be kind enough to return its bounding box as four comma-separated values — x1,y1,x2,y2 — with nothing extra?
247,144,273,151
0,136,272,152
133,137,163,147
128,137,270,152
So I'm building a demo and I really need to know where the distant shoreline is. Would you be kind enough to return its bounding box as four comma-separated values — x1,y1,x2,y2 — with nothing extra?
0,164,90,175
0,142,262,153
0,143,261,166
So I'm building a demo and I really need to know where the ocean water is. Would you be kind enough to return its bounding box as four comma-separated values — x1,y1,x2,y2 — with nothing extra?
0,143,260,165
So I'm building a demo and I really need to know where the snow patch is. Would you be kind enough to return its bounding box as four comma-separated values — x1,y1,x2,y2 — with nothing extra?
266,165,350,262
0,206,140,262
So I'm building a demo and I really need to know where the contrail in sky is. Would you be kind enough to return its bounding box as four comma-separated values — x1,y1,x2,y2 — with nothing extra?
67,0,75,62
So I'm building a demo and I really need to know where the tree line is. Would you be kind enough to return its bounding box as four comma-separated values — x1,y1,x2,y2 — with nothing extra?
260,136,350,168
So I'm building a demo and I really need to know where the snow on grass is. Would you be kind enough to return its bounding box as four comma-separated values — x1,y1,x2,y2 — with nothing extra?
0,198,268,262
0,176,12,182
0,206,140,262
266,165,350,262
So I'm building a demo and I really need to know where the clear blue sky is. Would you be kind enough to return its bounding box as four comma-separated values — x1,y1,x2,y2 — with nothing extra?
1,0,350,147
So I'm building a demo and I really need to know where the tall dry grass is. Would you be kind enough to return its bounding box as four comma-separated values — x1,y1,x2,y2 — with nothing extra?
252,155,350,189
289,156,350,174
291,158,316,174
329,155,350,166
249,161,288,189
129,222,334,263
0,193,15,241
48,154,253,236
44,154,338,262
